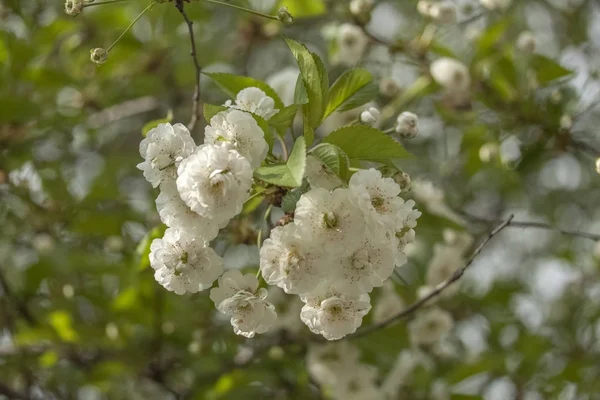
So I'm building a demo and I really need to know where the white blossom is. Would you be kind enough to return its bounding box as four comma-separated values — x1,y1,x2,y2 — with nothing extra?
210,270,277,338
294,188,367,256
516,31,536,53
137,123,196,188
417,0,434,16
150,228,224,295
176,144,252,226
307,342,361,386
350,0,374,16
204,110,268,169
305,155,343,190
155,182,219,241
260,224,326,295
430,58,471,93
359,107,380,126
395,111,419,139
425,243,464,297
301,290,371,340
225,87,279,120
349,168,403,231
65,0,83,16
408,307,454,346
479,0,512,10
373,280,405,323
330,365,382,400
331,231,396,296
336,23,369,66
391,199,422,265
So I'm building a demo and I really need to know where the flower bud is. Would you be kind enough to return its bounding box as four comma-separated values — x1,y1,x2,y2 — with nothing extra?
430,57,470,92
360,107,379,126
595,158,600,175
349,0,374,16
516,31,536,53
277,6,293,24
560,114,572,131
429,2,457,24
379,78,400,97
393,171,412,192
65,0,83,16
395,111,419,139
90,48,108,65
479,143,499,163
417,0,434,16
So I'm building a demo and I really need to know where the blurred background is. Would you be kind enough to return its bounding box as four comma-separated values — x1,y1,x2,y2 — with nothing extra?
2,0,600,399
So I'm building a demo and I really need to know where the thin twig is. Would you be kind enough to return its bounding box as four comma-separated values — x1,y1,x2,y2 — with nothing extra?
462,212,600,242
349,215,514,339
175,0,203,132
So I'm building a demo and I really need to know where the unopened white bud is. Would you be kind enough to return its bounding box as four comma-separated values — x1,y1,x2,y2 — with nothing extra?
393,171,412,192
90,48,108,65
417,0,434,16
560,114,572,130
479,143,498,163
430,57,471,92
396,111,419,139
516,31,536,53
429,1,457,24
595,158,600,175
277,6,293,24
65,0,83,16
350,0,374,16
379,78,400,97
360,107,380,126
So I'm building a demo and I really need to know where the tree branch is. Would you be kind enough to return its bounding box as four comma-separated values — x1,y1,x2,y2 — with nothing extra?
349,214,515,340
462,212,600,242
175,0,202,132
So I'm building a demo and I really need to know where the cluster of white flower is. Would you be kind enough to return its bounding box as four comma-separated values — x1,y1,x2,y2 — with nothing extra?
260,168,421,340
139,87,281,337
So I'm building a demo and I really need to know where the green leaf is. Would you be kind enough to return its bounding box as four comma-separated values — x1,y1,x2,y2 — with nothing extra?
303,114,315,145
203,103,228,122
49,310,79,343
323,126,411,163
530,54,573,85
269,104,299,137
309,143,350,181
281,184,309,213
141,110,173,137
475,17,510,59
206,72,284,109
294,74,309,105
337,81,379,112
284,37,328,130
325,68,372,118
254,137,306,187
280,0,326,17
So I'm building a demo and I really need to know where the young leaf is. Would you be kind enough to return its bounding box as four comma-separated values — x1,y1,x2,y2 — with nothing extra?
309,143,350,181
269,104,299,137
203,103,228,122
337,82,379,112
281,183,309,213
294,74,309,105
302,114,315,145
254,137,306,187
141,110,173,136
530,54,573,85
325,68,372,118
323,126,411,163
284,37,328,129
205,72,284,109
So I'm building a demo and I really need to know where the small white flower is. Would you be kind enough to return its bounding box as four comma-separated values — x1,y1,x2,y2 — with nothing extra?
408,308,454,346
204,110,268,169
294,188,367,256
65,0,83,16
331,231,396,296
425,243,464,297
330,365,382,400
560,114,573,130
155,182,219,241
391,199,421,265
379,77,400,97
430,58,471,92
260,224,326,295
225,87,279,120
429,1,457,24
417,0,434,16
307,342,361,386
349,0,374,15
596,158,600,175
336,23,369,66
150,228,224,295
516,31,536,53
301,290,371,340
305,155,343,190
210,270,277,338
349,168,404,231
373,281,405,323
479,0,512,10
137,123,196,188
176,144,253,226
395,112,419,139
359,107,380,126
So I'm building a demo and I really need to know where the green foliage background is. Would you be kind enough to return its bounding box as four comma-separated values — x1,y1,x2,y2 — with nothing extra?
1,0,600,399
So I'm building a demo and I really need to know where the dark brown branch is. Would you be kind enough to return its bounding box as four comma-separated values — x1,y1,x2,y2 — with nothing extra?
349,214,515,340
462,212,600,242
175,0,203,132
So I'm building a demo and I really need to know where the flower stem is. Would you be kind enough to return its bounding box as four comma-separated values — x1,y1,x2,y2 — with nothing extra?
107,2,155,53
203,0,279,21
84,0,130,7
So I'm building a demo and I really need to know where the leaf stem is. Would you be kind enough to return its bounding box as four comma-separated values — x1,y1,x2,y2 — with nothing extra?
107,2,155,53
203,0,279,21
